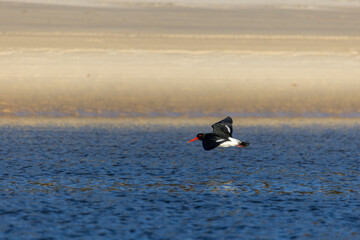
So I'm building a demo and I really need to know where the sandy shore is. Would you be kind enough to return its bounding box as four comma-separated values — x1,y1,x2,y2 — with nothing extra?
0,1,359,117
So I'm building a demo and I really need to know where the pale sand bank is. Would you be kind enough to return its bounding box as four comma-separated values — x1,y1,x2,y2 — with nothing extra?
0,1,359,117
1,50,359,116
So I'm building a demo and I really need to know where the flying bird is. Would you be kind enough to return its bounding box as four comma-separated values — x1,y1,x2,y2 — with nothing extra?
187,116,249,151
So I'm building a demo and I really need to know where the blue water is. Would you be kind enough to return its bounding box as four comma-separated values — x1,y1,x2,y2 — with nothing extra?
0,119,359,239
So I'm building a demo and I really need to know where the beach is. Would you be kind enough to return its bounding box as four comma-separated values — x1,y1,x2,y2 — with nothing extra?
0,0,360,117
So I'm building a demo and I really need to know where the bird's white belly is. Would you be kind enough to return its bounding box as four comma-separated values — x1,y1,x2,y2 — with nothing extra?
219,137,240,147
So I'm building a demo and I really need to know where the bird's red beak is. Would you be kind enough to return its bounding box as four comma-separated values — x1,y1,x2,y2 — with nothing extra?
187,137,198,143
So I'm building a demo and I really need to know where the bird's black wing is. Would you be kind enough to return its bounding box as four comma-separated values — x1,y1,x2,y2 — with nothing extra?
202,134,226,151
211,116,233,138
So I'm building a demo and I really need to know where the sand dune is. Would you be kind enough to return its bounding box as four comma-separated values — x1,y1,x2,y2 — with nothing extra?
0,1,359,117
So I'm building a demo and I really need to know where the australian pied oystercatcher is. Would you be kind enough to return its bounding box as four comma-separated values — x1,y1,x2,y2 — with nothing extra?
187,116,249,151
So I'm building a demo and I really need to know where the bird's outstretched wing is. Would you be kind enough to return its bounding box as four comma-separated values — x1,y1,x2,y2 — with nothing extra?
211,116,233,138
202,134,226,151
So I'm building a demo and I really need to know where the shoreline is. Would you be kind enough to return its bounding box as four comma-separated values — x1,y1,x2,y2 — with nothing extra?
1,32,360,53
0,116,359,127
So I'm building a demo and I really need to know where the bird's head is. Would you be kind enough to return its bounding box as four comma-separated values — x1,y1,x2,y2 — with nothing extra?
187,133,205,143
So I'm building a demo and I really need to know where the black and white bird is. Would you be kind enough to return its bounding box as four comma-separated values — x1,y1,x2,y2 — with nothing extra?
187,116,249,151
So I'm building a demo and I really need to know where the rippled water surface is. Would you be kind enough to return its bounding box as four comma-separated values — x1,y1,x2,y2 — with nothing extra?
0,118,359,239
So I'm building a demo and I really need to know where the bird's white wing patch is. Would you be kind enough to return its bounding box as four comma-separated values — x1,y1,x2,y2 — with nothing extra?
219,137,240,147
216,139,224,142
225,125,231,133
